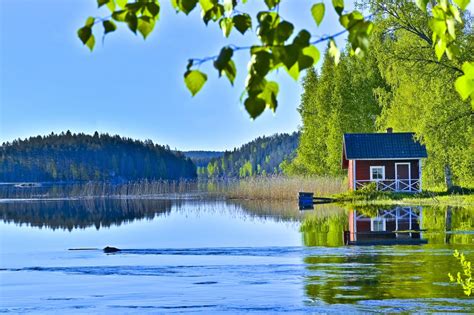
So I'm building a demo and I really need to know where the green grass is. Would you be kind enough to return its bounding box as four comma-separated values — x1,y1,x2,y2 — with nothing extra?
333,185,474,207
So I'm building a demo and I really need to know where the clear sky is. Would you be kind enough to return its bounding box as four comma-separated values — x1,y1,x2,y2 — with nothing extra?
1,0,367,151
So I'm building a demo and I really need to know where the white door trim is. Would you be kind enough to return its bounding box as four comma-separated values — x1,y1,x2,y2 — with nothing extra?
395,162,411,191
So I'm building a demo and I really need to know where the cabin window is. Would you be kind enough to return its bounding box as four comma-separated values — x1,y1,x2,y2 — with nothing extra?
371,219,386,232
370,166,385,181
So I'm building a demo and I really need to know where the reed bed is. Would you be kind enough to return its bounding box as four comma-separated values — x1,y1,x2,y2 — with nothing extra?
0,180,201,199
0,176,347,201
208,176,347,201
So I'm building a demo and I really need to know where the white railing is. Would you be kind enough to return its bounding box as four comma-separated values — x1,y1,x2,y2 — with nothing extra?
355,179,420,192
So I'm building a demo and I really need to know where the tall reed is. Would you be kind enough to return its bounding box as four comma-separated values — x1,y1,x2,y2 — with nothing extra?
209,176,347,201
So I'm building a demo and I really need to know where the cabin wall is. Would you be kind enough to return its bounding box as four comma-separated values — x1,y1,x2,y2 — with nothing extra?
355,159,420,181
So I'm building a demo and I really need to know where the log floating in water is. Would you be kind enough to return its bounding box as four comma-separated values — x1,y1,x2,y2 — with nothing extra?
103,246,121,253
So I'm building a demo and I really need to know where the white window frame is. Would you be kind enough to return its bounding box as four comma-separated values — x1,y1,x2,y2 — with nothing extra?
371,218,386,232
370,166,385,181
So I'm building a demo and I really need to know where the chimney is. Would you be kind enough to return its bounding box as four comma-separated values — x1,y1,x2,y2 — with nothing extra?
386,127,393,133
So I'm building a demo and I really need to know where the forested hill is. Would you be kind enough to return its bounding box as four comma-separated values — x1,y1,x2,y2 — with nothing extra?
198,132,299,178
183,151,224,167
0,132,197,182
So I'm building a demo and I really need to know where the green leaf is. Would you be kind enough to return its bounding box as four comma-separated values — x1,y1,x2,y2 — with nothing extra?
454,0,470,10
180,0,198,14
112,10,128,21
202,4,224,24
435,39,446,60
223,60,237,85
85,17,95,27
260,81,279,112
214,46,236,84
302,45,320,66
276,44,299,70
264,0,280,9
85,34,96,51
138,17,155,39
78,25,95,51
199,0,216,12
252,51,272,76
416,0,429,12
116,0,127,9
77,26,92,45
219,17,233,37
311,3,325,26
146,2,160,17
98,0,109,8
275,21,294,43
103,20,117,34
214,47,233,69
446,44,460,60
455,62,474,101
256,11,280,45
233,14,252,35
332,0,344,15
430,18,447,38
286,62,300,80
446,18,456,39
184,70,207,96
125,12,138,33
106,0,116,12
245,73,267,94
244,96,266,119
293,29,311,47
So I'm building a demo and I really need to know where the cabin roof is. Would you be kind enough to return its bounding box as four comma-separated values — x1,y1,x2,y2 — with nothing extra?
343,132,427,160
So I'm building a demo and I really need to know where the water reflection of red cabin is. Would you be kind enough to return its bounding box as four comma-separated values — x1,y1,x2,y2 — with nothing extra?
345,207,427,245
342,129,428,192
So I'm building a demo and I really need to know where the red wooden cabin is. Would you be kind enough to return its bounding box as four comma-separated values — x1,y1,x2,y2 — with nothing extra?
342,129,427,192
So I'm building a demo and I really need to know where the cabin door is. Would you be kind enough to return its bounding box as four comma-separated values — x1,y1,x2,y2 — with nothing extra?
395,163,411,192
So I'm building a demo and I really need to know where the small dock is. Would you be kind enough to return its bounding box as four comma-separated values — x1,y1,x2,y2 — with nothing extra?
298,192,335,210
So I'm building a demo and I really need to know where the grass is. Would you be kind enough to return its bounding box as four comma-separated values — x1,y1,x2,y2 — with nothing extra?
333,184,474,207
207,176,347,201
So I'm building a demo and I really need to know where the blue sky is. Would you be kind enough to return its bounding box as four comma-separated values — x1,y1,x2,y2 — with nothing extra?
0,0,410,151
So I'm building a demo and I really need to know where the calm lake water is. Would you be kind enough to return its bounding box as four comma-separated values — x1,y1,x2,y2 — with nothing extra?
1,197,473,313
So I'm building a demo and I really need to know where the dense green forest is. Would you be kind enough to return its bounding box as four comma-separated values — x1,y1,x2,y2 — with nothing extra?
198,132,299,178
183,151,224,167
0,131,196,182
285,1,474,190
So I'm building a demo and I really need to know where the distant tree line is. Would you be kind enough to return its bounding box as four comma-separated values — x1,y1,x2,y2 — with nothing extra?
0,131,197,182
198,132,299,178
183,151,224,168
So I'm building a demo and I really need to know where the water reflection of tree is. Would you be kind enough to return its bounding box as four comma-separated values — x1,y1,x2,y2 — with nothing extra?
300,207,348,247
0,198,174,231
303,246,474,305
302,205,474,305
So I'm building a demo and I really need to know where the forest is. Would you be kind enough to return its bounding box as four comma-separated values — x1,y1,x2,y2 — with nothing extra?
198,132,299,178
285,1,474,191
0,131,197,182
183,151,224,167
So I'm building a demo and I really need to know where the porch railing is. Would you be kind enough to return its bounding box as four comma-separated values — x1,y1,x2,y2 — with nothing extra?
355,179,421,192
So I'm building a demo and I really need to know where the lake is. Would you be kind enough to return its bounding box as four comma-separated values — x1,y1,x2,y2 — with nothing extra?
1,197,473,313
